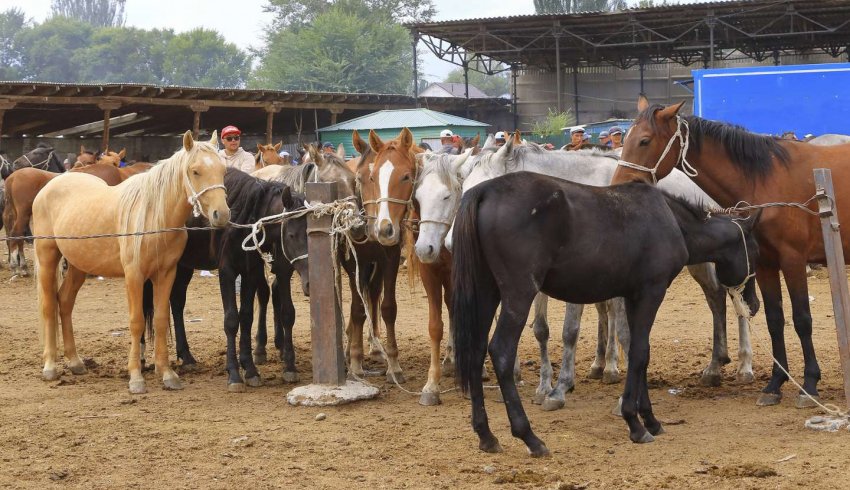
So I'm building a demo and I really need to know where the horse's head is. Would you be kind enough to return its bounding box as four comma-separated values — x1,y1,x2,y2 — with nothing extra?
414,149,472,263
280,186,310,296
255,142,284,170
713,211,761,315
73,145,98,169
359,128,417,246
98,148,125,168
183,130,230,227
14,144,64,174
612,96,687,185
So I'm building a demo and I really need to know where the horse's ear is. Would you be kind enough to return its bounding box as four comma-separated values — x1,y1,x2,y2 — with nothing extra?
637,94,650,113
352,130,368,155
658,101,686,120
183,130,194,151
399,127,414,150
512,130,522,145
208,130,218,148
281,185,294,210
118,148,126,159
274,141,282,152
368,129,384,153
470,134,480,147
257,143,264,152
453,148,473,173
307,144,322,167
337,143,345,158
496,133,514,159
79,145,85,154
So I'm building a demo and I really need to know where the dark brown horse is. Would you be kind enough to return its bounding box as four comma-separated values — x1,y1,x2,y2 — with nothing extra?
4,164,124,276
611,97,850,407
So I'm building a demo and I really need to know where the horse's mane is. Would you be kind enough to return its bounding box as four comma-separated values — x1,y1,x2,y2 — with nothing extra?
417,152,462,194
269,163,316,193
638,104,789,179
475,143,616,174
117,140,219,262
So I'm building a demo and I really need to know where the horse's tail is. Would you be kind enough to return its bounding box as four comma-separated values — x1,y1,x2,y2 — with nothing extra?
452,185,497,395
142,280,154,345
3,185,14,263
403,224,420,293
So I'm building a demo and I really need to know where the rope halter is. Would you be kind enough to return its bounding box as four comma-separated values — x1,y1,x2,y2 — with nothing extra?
22,150,55,171
617,115,697,184
184,172,226,218
726,218,757,319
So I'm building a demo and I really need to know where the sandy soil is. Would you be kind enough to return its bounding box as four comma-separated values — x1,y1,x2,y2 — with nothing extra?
0,247,848,490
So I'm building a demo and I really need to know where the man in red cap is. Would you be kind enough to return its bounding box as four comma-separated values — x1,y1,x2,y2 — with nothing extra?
219,125,255,173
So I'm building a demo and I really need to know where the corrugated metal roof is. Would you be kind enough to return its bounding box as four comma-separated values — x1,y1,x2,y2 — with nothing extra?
318,109,489,132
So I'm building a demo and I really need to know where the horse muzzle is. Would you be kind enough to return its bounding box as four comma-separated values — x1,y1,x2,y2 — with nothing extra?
209,207,231,228
376,219,399,246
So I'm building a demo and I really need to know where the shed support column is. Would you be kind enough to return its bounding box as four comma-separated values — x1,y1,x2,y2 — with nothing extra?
0,99,12,151
329,108,343,126
265,104,283,145
572,65,579,124
554,23,562,113
639,59,646,95
412,31,420,107
707,12,717,69
98,101,121,153
189,104,210,141
463,59,470,119
511,64,518,131
0,110,5,151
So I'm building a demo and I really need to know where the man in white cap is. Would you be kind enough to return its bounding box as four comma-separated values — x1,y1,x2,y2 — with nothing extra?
494,131,507,147
565,126,591,151
439,129,459,154
219,125,255,173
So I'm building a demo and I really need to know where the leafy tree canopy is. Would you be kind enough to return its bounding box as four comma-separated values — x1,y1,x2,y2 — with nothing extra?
50,0,126,28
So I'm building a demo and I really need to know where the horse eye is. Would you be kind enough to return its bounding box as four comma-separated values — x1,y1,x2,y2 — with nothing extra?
401,174,411,182
193,170,200,176
442,195,450,201
639,138,650,146
369,175,374,182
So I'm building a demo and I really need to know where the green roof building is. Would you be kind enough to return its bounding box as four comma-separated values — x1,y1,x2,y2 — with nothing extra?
318,108,490,157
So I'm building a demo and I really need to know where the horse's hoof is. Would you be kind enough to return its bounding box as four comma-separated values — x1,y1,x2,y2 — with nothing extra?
162,377,184,391
700,372,722,387
602,370,621,384
531,392,547,405
479,438,503,454
529,445,551,458
228,382,246,393
648,424,665,436
795,394,821,409
42,368,61,381
282,371,299,384
179,362,200,373
756,392,782,406
128,380,147,394
632,431,655,444
245,376,263,388
736,371,755,384
587,366,603,380
418,391,441,406
253,352,267,365
540,397,565,411
386,371,405,384
68,363,87,376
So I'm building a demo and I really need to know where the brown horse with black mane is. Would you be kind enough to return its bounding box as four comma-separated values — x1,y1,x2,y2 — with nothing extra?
611,96,850,408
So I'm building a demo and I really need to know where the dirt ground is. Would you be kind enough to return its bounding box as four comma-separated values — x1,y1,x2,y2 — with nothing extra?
1,246,849,490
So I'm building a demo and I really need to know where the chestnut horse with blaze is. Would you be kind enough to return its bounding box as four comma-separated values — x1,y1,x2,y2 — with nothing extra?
612,97,850,407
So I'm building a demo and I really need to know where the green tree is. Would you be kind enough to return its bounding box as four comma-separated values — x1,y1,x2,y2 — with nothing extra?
15,16,93,82
252,2,412,93
263,0,434,31
0,8,28,80
534,0,627,13
50,0,126,27
530,108,575,137
443,62,510,97
161,29,252,88
72,27,173,83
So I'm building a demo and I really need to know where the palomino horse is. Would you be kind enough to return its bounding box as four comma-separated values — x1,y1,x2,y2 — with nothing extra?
3,143,65,179
3,164,125,276
71,146,99,168
33,131,229,393
612,98,850,407
96,150,155,180
254,142,288,172
452,172,760,454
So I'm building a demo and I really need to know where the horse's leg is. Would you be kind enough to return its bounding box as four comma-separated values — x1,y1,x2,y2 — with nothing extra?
253,274,270,365
491,291,549,457
467,285,502,454
276,270,299,383
441,270,455,376
57,264,87,375
237,270,261,387
602,299,621,384
622,287,667,444
36,242,62,381
687,263,730,387
10,205,27,276
170,264,197,366
754,264,787,406
151,269,181,390
588,302,608,379
610,297,630,416
419,262,446,406
381,247,404,384
736,314,754,384
541,302,583,411
124,273,148,394
782,258,822,407
531,293,552,405
345,266,368,378
219,266,245,391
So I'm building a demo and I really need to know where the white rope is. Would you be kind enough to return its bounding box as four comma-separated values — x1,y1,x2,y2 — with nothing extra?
184,173,226,218
22,150,55,171
617,116,694,183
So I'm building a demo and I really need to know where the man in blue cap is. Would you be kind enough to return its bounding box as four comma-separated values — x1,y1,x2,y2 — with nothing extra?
322,142,335,154
609,126,624,149
598,130,611,147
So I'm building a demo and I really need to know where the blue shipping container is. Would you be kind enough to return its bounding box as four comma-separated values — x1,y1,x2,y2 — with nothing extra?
693,63,850,136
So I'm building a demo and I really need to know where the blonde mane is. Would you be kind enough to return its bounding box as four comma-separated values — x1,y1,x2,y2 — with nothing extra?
117,140,219,262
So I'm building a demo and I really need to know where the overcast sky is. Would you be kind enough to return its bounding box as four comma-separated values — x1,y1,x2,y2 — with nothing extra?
1,0,536,82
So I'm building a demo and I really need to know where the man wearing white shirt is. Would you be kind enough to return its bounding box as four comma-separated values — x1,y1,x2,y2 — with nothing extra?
218,125,255,173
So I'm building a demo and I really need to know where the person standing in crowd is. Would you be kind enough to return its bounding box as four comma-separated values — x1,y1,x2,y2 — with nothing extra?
598,130,611,147
439,129,459,154
219,125,255,173
564,126,592,151
494,131,507,147
609,126,624,149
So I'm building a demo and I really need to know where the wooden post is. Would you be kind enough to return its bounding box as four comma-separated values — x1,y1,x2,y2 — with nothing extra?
306,182,346,385
189,103,209,140
329,108,343,126
813,168,850,409
264,104,281,145
98,101,121,152
0,110,5,151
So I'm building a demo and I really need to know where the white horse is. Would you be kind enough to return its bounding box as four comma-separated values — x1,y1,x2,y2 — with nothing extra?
808,134,850,146
417,140,754,410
